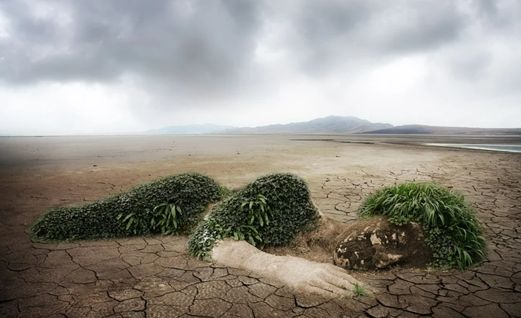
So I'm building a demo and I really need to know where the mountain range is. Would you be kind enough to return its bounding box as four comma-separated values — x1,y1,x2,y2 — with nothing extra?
223,116,391,134
149,116,521,135
365,125,521,135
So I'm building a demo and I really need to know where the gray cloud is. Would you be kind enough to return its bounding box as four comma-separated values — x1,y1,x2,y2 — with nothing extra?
0,0,261,95
270,1,468,74
1,0,518,85
0,0,520,132
444,49,493,80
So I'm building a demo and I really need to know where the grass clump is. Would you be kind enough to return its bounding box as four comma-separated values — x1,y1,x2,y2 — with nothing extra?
359,182,486,269
188,173,320,259
31,173,222,241
352,283,367,297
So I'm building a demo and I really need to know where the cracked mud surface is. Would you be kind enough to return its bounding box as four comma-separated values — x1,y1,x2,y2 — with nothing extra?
1,135,520,317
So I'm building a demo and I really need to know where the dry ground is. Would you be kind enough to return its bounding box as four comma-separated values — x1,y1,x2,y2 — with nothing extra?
1,135,520,317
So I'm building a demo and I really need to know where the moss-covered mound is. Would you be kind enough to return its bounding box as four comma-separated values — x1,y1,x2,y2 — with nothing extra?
359,182,486,269
188,173,320,258
31,173,222,241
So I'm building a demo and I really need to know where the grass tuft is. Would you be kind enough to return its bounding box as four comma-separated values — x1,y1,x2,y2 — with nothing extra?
352,283,367,297
359,182,486,269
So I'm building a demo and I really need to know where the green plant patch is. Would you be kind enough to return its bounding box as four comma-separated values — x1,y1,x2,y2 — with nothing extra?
359,182,486,269
31,173,222,241
352,283,367,297
188,173,320,259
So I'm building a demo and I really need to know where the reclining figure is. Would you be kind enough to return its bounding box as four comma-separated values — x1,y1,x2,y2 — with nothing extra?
33,173,433,297
189,174,369,297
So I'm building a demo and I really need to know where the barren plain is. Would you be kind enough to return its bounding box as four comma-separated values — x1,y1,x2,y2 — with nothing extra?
1,134,520,317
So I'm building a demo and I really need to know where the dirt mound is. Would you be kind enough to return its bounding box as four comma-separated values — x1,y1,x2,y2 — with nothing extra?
263,217,345,264
334,217,431,270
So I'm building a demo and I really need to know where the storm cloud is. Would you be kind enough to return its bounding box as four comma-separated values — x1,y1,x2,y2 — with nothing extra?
0,0,261,93
0,0,520,134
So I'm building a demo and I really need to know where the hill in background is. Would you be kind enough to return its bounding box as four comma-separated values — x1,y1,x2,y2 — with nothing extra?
224,116,392,134
365,125,521,135
149,116,521,135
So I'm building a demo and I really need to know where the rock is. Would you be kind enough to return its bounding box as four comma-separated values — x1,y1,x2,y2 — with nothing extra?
333,217,431,270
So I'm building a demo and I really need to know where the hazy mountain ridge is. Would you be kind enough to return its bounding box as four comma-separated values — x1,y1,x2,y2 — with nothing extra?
365,125,521,135
150,116,521,135
223,116,392,134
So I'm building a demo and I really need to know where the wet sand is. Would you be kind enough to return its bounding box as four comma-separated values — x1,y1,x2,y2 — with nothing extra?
1,135,520,317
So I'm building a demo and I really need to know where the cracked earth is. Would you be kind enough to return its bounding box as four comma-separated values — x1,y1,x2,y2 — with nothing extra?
1,135,520,317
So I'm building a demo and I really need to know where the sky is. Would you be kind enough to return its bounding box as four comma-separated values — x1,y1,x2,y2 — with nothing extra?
0,0,520,135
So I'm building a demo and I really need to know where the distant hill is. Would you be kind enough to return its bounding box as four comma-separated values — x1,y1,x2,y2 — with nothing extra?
365,125,521,135
148,116,521,135
146,124,234,135
224,116,392,134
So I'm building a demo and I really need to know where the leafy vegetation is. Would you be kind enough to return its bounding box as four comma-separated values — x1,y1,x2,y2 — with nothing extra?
359,182,486,269
242,194,272,227
31,173,222,241
117,202,183,235
188,173,319,259
149,203,183,234
352,283,367,297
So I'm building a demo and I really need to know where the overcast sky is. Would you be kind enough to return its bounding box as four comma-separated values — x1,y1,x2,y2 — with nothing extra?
0,0,520,135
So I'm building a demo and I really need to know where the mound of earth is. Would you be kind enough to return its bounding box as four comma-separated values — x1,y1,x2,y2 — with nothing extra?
333,217,431,270
359,182,485,269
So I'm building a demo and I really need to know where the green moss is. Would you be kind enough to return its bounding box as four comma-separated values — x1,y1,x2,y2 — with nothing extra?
359,182,486,269
31,173,222,241
188,173,320,258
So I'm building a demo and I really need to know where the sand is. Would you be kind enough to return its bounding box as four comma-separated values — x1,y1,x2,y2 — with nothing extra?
1,134,520,317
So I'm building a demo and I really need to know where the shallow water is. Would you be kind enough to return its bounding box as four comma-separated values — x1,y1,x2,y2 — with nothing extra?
424,143,521,153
